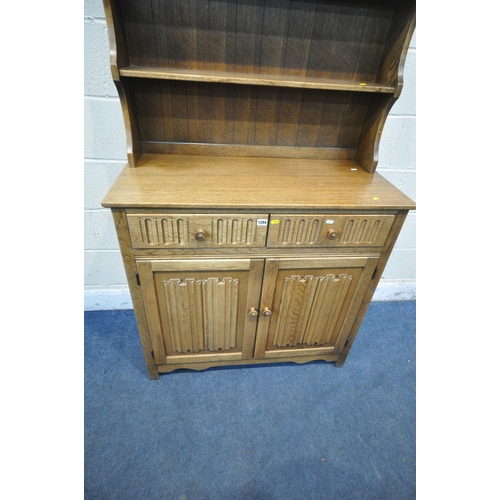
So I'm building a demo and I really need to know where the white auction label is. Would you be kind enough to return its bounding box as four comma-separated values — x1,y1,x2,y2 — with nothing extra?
257,219,268,226
326,219,334,224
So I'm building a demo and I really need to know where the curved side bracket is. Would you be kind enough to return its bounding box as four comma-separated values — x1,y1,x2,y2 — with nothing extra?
355,11,416,173
102,0,142,166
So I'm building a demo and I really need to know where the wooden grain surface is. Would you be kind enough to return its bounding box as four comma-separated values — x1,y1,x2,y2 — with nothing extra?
116,0,399,84
119,67,395,93
138,257,265,364
126,79,375,150
108,0,415,172
112,210,159,379
102,155,415,210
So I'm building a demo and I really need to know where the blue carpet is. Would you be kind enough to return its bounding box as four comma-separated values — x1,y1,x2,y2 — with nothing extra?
85,301,416,500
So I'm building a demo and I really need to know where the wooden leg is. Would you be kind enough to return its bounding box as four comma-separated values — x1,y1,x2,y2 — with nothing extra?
112,209,159,380
335,211,410,368
146,361,160,380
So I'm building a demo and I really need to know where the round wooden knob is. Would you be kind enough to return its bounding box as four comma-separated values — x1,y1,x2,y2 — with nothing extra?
248,308,259,317
262,308,272,317
195,230,206,241
327,229,340,241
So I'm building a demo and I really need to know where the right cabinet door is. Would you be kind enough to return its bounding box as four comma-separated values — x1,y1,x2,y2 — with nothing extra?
254,256,378,360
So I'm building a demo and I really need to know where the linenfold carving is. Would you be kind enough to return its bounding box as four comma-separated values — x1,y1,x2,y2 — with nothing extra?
163,277,239,353
273,274,352,348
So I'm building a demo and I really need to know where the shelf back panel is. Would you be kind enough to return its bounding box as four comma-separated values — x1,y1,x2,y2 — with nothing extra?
126,78,387,155
117,0,410,85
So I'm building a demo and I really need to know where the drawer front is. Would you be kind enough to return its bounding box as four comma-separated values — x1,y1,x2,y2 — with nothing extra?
127,213,269,249
267,214,394,247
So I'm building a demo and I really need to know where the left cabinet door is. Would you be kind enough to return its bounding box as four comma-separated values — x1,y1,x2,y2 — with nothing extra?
137,259,264,367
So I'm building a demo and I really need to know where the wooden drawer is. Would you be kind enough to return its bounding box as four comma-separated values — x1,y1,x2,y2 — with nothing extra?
127,213,269,249
266,214,395,248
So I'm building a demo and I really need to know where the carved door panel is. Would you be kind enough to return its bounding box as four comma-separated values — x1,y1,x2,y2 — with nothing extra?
137,259,264,366
253,257,378,360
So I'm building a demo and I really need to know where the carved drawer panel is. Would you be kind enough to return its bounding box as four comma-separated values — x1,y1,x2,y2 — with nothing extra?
266,214,394,247
127,213,269,249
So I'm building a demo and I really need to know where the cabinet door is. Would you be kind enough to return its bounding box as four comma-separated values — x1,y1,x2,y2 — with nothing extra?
254,257,377,360
137,259,264,366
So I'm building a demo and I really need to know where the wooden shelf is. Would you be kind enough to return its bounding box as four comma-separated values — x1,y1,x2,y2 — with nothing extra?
119,67,396,94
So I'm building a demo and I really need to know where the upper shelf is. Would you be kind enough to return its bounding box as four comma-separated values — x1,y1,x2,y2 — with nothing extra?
107,0,415,93
119,66,396,93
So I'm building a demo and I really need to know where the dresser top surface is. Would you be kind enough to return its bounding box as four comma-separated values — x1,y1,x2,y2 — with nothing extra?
101,155,415,211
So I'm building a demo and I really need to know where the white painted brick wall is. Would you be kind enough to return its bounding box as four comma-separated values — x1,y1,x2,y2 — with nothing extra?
83,1,417,309
376,36,416,299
